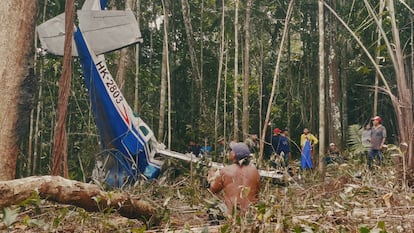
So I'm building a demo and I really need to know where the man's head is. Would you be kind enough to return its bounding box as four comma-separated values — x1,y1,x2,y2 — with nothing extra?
371,116,382,125
274,128,281,135
282,128,289,136
229,142,251,164
303,128,309,134
329,142,336,148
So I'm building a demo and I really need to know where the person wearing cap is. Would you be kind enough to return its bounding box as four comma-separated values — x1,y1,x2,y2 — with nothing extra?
207,142,260,217
368,116,386,169
271,128,282,153
325,143,343,165
216,137,226,158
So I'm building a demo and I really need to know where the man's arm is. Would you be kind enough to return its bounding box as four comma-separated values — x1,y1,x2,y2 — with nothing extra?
311,134,319,145
381,127,387,148
208,169,224,193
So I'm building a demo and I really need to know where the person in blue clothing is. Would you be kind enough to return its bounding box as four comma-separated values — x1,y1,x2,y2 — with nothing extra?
188,140,201,157
277,128,291,167
271,128,282,153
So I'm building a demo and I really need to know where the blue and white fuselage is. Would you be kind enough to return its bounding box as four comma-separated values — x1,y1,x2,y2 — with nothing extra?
37,0,163,186
74,29,162,185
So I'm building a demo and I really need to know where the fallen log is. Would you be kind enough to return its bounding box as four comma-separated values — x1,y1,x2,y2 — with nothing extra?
0,176,155,219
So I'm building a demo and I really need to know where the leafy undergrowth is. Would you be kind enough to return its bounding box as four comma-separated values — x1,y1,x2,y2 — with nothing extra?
2,156,414,232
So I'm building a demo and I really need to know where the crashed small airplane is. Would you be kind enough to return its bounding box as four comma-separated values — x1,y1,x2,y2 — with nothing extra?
37,0,283,187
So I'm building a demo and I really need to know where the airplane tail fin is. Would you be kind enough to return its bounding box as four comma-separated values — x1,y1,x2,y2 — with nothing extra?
37,10,142,56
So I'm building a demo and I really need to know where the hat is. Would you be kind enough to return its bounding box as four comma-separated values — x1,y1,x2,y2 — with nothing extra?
274,128,281,134
230,142,251,161
329,143,335,146
371,116,382,123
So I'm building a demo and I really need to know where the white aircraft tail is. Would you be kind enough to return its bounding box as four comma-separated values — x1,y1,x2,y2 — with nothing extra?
37,10,142,56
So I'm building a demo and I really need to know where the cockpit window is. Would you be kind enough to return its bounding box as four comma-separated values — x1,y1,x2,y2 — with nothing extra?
139,126,149,136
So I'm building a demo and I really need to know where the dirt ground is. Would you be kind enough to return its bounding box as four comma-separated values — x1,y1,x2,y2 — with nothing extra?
1,155,414,232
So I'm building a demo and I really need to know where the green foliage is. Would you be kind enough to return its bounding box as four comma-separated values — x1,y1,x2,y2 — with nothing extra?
347,124,368,158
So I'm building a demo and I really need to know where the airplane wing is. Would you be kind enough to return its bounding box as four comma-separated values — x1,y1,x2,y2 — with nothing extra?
154,147,285,180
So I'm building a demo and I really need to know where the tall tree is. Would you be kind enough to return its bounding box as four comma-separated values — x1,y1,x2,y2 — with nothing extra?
242,0,252,140
373,0,385,116
181,0,203,110
158,0,170,144
259,0,294,165
233,0,240,141
386,1,413,168
318,0,326,177
214,0,226,147
0,1,38,180
327,0,341,147
133,0,141,113
51,0,75,178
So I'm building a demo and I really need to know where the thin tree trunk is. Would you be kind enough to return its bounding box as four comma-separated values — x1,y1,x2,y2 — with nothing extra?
258,34,264,145
51,0,75,178
223,40,229,163
158,0,170,143
373,0,385,116
200,0,204,95
242,0,252,140
0,1,38,180
215,0,225,148
318,0,326,178
411,13,414,107
133,0,141,113
181,0,202,110
233,0,239,142
165,1,171,149
259,0,294,166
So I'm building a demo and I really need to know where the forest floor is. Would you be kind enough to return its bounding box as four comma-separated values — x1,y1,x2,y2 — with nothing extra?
1,153,414,232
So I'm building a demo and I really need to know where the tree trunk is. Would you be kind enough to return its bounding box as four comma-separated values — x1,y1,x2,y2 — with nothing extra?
0,176,155,219
259,0,294,166
0,1,38,180
242,0,252,140
233,0,240,142
214,0,225,148
327,0,341,147
115,0,134,92
387,1,414,169
373,0,385,116
133,0,141,113
158,0,170,143
51,0,74,178
223,41,229,163
318,0,326,178
181,0,202,110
